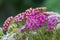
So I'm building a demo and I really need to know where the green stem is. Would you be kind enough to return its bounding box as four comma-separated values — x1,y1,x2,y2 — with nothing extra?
52,25,57,40
37,29,45,40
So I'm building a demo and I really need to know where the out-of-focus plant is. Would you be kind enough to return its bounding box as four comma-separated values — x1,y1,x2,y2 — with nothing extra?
44,0,60,13
0,27,4,39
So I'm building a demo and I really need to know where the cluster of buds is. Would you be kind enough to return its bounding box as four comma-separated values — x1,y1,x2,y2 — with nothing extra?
2,16,13,31
14,13,25,22
25,7,47,18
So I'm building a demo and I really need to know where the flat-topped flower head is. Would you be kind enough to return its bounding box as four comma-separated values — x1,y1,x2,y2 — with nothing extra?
24,13,47,30
18,7,47,32
47,15,59,30
2,16,13,31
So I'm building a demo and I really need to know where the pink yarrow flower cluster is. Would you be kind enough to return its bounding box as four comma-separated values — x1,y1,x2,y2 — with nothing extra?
2,7,59,32
25,13,47,30
18,7,48,32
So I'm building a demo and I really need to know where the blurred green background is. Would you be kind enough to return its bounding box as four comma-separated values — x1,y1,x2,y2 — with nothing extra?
0,0,60,27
